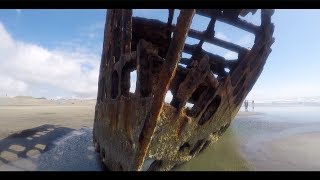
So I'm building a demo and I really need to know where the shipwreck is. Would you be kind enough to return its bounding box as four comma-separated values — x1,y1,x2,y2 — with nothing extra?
93,9,275,171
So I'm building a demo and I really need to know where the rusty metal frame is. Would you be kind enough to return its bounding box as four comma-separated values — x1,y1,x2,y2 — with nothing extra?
93,9,275,171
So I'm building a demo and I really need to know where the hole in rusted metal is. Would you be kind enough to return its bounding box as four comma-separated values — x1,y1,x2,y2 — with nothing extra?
215,20,255,49
164,90,173,104
182,52,192,59
189,139,205,156
202,42,239,60
130,70,137,93
198,95,221,126
185,102,194,109
179,142,191,152
190,14,211,32
185,37,200,45
186,86,215,118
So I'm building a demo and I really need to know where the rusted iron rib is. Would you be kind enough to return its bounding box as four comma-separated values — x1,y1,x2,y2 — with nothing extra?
136,9,196,170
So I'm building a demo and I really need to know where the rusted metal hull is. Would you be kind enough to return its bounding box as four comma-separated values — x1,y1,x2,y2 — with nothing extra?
93,9,274,171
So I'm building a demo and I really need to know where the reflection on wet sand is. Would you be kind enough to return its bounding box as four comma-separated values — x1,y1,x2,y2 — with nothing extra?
176,106,320,171
173,127,251,171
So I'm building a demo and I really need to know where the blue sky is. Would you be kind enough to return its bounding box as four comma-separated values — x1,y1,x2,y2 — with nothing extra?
0,9,319,101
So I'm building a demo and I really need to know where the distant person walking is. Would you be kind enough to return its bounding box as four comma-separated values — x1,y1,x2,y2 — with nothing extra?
252,100,255,111
244,100,248,111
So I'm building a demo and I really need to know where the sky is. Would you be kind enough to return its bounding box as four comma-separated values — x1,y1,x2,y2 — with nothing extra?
0,9,319,101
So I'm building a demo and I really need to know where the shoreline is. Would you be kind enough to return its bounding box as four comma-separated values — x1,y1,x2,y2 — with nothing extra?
1,97,320,171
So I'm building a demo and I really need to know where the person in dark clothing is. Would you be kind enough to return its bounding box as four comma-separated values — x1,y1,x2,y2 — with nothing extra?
252,100,255,111
244,100,248,111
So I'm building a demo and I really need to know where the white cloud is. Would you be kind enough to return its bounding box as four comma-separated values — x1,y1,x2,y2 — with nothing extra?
221,34,254,59
223,51,238,59
0,22,100,98
0,76,28,96
215,32,229,41
16,9,21,14
237,34,255,49
84,21,104,39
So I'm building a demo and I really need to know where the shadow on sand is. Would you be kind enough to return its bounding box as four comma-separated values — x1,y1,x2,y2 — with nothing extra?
0,124,73,165
0,124,107,171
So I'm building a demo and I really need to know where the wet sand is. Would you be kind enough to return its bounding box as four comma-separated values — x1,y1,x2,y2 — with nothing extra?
250,132,320,171
235,107,320,171
173,126,251,171
0,128,105,171
1,97,320,171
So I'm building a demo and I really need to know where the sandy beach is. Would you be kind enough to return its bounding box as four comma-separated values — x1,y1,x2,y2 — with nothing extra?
0,96,95,139
1,96,320,171
0,96,97,169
